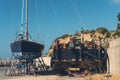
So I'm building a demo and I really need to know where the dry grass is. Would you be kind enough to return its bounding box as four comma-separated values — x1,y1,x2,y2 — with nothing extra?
84,74,120,80
4,74,120,80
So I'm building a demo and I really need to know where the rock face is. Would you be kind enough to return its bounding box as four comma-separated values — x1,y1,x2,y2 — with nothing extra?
108,38,120,74
46,32,109,56
46,37,70,56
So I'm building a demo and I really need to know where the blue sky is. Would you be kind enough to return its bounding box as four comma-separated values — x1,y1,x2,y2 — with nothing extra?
0,0,120,58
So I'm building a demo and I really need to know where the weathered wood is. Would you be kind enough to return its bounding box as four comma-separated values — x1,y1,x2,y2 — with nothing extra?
108,38,120,74
52,60,101,69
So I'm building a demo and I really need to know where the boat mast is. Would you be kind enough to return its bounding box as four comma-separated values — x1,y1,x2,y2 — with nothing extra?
25,0,28,40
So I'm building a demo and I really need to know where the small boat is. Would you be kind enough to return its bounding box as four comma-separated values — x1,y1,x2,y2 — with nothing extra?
10,0,44,59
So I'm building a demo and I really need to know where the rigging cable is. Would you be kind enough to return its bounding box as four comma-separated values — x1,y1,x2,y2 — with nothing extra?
19,0,25,39
21,0,24,27
17,0,25,40
35,0,44,44
49,0,64,34
35,0,41,43
35,0,40,42
69,0,87,30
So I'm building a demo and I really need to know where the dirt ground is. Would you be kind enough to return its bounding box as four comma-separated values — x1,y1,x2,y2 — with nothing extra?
3,74,120,80
4,75,84,80
84,74,120,80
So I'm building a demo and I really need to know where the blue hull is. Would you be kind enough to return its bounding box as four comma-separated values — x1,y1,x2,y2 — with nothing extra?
10,40,44,58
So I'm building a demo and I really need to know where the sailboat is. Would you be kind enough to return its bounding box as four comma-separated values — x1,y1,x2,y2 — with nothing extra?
10,0,44,59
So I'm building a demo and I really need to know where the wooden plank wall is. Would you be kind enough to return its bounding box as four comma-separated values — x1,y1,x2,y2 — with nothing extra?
108,38,120,74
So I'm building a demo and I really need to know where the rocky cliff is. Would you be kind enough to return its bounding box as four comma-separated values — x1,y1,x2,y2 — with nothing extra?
46,28,117,56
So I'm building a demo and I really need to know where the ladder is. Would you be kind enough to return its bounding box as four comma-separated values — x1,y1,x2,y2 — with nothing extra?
5,58,26,76
37,57,48,72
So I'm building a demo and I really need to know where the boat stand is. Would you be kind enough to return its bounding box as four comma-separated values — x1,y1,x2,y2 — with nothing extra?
5,53,48,76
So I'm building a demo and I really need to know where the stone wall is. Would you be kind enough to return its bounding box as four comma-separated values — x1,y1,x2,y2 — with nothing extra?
108,38,120,74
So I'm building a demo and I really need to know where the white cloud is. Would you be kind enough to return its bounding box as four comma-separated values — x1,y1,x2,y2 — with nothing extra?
112,0,120,4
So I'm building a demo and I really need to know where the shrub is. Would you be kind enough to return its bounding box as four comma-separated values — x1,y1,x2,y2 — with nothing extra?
60,34,70,39
117,12,120,21
113,30,120,37
105,32,110,38
117,23,120,30
96,27,108,35
90,30,96,34
84,30,90,34
55,34,70,41
98,36,102,40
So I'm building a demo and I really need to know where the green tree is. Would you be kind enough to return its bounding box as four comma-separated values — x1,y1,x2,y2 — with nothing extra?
117,23,120,30
56,34,70,40
105,32,110,38
84,29,90,34
96,27,108,35
113,30,120,37
98,36,102,40
117,12,120,21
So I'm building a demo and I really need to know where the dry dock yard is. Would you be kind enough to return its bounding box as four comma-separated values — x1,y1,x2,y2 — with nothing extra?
0,56,120,80
1,38,120,80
